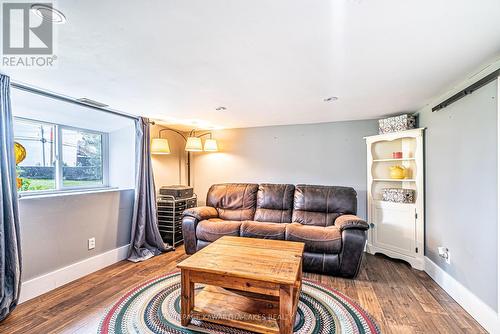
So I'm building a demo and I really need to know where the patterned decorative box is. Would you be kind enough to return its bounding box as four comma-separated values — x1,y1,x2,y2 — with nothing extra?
378,114,416,134
382,188,415,203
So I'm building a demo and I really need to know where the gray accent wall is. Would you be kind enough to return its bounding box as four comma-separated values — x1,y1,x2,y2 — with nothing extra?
19,189,134,281
191,119,378,219
419,79,498,311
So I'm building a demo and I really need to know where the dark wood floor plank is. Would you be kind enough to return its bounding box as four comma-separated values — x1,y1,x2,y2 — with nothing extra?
0,248,486,334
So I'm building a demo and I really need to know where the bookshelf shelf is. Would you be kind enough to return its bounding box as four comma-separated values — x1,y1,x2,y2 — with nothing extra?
372,158,416,162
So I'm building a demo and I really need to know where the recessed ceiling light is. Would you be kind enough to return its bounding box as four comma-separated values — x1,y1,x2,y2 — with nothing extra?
215,106,227,111
323,96,339,102
31,4,67,24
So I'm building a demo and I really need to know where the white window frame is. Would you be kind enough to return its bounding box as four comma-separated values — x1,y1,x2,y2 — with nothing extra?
14,116,110,195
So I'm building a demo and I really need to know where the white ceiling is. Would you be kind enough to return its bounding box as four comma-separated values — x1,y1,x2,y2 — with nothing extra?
3,0,500,129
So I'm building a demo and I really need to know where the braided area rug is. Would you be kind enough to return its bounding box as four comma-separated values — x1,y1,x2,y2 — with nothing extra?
99,272,380,334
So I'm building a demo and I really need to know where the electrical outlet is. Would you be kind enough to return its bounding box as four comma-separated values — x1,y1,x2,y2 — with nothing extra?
437,246,451,264
88,237,96,250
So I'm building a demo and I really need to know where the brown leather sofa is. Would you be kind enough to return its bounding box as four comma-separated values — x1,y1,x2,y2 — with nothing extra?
181,183,369,278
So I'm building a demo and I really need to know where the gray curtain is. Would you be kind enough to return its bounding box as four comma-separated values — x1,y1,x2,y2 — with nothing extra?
128,117,168,262
0,75,22,321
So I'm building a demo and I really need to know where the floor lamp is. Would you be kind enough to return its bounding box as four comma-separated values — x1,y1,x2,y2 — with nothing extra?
150,125,218,186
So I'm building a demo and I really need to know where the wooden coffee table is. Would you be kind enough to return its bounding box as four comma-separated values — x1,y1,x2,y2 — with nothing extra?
177,236,304,334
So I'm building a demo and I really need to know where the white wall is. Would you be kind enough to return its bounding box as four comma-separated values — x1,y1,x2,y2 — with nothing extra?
150,124,188,189
109,124,136,188
190,119,378,219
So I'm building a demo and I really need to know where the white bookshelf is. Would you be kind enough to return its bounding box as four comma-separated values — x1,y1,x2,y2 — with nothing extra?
364,128,425,270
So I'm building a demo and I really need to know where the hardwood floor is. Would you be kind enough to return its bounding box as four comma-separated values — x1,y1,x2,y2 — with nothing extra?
0,247,486,334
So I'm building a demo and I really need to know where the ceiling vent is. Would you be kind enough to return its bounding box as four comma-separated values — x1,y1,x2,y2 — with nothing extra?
77,98,109,108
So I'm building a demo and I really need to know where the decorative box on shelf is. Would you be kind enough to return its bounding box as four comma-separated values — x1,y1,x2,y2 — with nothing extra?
382,188,415,204
378,114,417,134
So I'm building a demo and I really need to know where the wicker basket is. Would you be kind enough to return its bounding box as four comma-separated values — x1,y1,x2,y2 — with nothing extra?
378,114,416,134
382,188,415,203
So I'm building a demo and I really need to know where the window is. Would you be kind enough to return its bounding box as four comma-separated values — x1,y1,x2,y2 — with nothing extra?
61,128,104,187
14,117,108,193
14,119,56,191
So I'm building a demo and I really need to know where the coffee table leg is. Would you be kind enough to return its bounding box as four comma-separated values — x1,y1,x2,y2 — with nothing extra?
181,270,194,326
279,284,293,334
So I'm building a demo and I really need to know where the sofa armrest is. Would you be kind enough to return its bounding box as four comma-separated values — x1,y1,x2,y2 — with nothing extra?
182,216,198,255
335,214,369,231
339,229,366,278
182,206,219,221
182,207,218,255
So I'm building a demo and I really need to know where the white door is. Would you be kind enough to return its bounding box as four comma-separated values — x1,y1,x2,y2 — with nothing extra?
372,201,416,257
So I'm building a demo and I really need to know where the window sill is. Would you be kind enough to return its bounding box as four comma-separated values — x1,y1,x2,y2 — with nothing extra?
18,187,134,200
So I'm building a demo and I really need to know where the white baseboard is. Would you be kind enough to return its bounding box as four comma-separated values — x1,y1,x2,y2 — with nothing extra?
424,257,500,334
19,244,130,303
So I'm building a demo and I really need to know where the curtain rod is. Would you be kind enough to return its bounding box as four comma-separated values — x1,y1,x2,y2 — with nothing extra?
10,80,140,121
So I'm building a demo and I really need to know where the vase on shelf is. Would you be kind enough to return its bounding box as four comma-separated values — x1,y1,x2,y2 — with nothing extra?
389,165,406,179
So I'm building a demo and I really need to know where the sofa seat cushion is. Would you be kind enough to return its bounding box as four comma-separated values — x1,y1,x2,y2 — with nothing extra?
196,218,242,242
285,223,342,253
240,221,287,240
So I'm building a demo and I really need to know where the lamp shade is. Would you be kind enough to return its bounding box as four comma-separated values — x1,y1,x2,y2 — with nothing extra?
185,137,203,151
203,138,218,152
151,138,171,154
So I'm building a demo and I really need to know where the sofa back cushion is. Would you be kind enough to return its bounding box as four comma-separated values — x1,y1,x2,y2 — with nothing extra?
206,183,258,220
254,184,295,223
292,185,357,227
